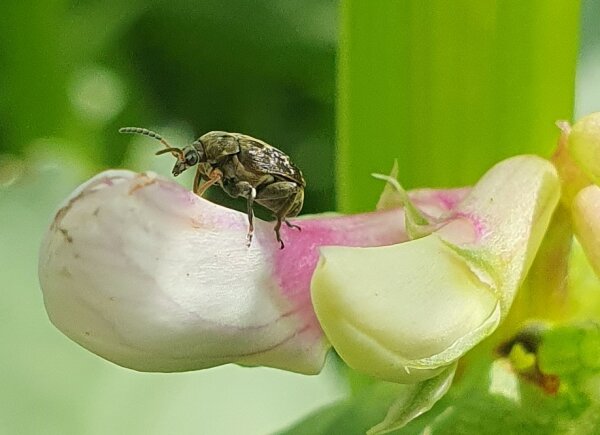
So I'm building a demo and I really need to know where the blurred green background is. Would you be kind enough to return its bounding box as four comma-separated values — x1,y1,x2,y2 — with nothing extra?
1,2,344,435
0,0,338,214
1,0,599,434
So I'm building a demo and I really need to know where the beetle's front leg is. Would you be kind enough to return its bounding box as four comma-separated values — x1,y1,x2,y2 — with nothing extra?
194,167,223,196
192,167,203,195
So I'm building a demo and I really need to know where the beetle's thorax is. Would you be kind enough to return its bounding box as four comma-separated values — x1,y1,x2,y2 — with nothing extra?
198,131,241,162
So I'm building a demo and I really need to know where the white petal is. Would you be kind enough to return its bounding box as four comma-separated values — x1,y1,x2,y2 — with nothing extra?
39,170,327,374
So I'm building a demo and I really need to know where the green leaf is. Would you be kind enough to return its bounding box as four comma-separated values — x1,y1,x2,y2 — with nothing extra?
538,325,588,376
399,356,595,434
538,322,600,377
560,403,600,435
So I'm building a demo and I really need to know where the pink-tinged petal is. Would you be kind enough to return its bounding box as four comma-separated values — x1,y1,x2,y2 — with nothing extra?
271,186,470,333
39,170,464,374
39,170,330,374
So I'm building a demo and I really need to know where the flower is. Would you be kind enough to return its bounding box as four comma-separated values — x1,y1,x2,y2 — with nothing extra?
311,155,560,383
566,112,600,185
38,170,465,374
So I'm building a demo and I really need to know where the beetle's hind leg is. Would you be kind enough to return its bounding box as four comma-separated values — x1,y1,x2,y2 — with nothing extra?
274,212,296,249
273,218,284,249
255,182,303,249
284,188,304,232
245,186,257,247
284,219,301,231
223,180,257,246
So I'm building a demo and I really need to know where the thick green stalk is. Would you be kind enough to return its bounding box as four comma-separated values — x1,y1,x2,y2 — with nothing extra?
337,0,581,213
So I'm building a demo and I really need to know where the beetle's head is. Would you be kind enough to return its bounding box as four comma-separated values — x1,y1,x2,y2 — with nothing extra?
168,145,204,177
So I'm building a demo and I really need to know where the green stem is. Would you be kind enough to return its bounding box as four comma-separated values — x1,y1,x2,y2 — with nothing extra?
337,0,581,213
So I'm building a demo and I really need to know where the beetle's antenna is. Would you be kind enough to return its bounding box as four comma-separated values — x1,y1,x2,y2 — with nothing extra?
119,127,184,159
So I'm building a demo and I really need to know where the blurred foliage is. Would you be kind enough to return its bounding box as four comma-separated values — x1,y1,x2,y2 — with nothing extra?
283,350,600,435
0,0,338,213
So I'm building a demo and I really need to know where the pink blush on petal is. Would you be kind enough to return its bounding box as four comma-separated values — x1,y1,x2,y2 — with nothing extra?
437,211,488,245
434,189,471,210
268,209,408,333
268,188,472,333
410,187,471,217
272,209,408,297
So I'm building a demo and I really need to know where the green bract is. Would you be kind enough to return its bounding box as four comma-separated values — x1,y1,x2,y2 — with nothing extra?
311,155,560,383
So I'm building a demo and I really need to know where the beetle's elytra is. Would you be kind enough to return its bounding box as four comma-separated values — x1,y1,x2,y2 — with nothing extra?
119,127,305,248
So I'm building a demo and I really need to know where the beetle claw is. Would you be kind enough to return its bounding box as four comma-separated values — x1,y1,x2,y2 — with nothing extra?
275,230,285,249
274,219,286,249
284,220,301,231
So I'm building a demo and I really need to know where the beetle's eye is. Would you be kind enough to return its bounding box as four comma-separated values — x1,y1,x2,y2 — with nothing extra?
185,152,198,166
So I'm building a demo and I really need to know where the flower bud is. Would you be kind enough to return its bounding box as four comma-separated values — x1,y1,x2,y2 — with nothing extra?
311,156,560,383
568,112,600,185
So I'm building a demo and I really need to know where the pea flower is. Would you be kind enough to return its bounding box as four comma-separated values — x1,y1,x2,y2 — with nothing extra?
38,170,466,374
38,141,567,435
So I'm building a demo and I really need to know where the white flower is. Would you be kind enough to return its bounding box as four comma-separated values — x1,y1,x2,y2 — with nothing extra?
39,170,328,373
39,170,460,374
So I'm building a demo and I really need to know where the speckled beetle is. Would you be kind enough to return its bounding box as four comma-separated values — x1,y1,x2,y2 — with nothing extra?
119,127,304,248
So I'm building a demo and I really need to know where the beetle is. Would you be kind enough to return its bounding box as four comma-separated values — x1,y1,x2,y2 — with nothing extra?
119,127,304,248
